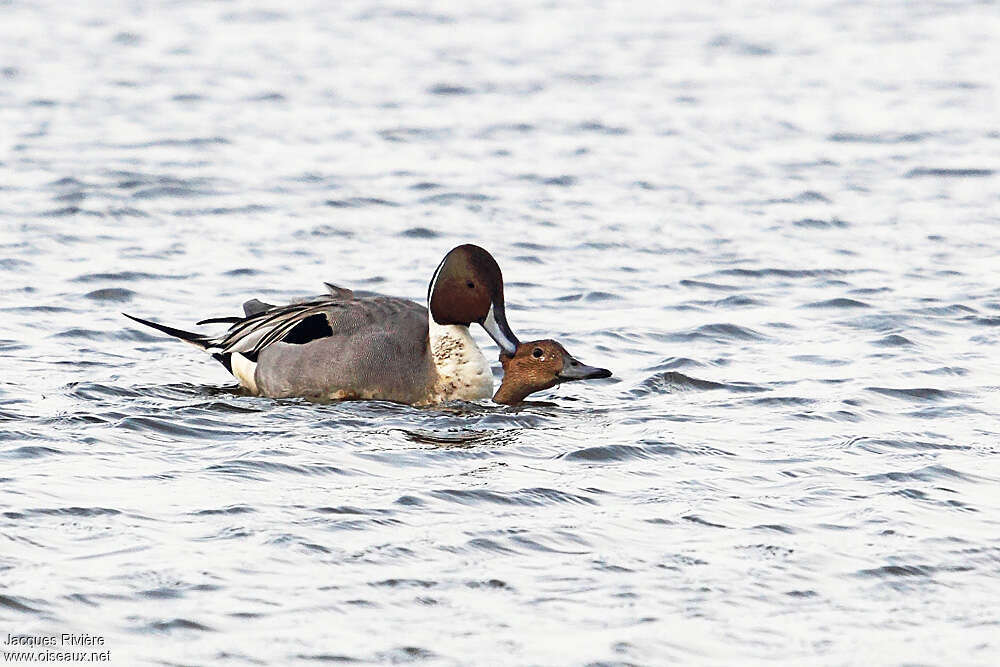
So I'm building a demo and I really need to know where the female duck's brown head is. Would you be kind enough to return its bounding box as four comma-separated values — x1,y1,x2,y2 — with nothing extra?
493,339,612,404
427,244,519,355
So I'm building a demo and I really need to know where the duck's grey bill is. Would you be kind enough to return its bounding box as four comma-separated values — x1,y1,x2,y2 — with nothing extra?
481,302,519,356
558,357,612,381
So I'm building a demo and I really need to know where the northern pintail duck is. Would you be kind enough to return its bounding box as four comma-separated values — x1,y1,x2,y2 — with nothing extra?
125,244,523,405
493,339,611,404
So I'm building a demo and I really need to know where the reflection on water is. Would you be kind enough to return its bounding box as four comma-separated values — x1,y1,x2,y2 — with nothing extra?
2,0,1000,663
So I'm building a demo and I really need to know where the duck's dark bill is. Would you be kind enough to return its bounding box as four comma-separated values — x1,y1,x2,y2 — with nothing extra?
558,355,612,381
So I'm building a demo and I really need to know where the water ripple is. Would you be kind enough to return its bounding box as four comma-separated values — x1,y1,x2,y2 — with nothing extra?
429,487,598,506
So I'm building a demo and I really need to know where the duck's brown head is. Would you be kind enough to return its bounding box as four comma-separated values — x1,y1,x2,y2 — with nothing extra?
428,244,519,355
493,339,612,404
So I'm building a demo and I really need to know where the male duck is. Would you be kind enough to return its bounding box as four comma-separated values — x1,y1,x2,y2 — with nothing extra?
125,244,524,405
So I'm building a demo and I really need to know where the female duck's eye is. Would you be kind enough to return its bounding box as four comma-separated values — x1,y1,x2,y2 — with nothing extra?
532,347,544,358
466,281,475,289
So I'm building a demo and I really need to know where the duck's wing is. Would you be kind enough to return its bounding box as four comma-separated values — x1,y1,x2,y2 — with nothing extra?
205,297,345,359
210,294,427,359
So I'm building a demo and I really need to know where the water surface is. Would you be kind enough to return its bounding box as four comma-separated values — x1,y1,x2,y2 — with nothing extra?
2,0,1000,664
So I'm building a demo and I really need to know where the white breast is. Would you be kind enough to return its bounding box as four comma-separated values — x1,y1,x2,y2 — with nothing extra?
427,320,494,402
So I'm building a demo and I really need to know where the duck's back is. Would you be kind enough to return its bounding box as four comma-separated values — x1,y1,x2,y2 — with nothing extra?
251,295,436,402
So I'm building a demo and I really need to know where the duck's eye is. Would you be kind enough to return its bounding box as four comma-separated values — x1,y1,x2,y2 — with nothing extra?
532,347,544,358
466,281,475,289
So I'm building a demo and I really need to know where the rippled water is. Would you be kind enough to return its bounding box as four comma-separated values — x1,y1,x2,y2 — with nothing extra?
3,0,1000,664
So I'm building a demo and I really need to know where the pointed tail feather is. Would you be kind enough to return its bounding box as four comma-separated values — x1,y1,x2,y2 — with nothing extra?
123,313,210,349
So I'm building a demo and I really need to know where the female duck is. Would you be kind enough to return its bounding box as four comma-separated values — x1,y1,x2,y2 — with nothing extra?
493,339,611,404
126,244,521,405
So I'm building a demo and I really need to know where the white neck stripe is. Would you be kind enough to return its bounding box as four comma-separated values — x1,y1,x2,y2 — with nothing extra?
483,303,518,355
427,254,448,307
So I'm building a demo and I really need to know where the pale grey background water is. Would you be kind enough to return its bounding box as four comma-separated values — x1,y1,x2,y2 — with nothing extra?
2,0,1000,664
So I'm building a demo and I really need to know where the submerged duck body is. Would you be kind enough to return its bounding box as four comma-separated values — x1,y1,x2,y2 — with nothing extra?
126,245,521,405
